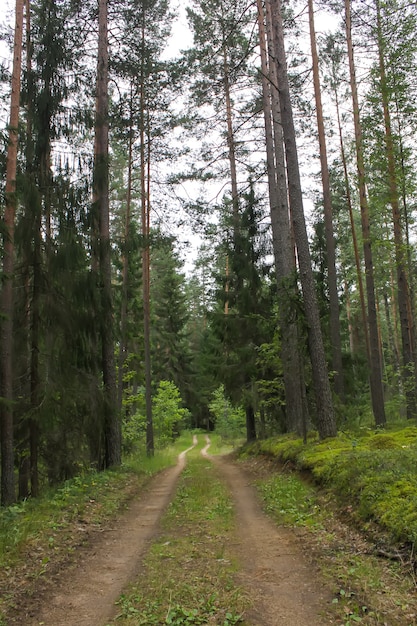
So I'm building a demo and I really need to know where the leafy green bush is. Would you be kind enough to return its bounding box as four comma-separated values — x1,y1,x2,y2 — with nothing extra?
209,385,246,442
122,381,190,452
152,381,190,449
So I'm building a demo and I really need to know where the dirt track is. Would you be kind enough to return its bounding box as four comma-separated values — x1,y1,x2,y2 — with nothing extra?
14,437,331,625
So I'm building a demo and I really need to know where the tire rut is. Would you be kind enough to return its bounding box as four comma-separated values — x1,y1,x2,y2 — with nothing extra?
20,438,197,626
203,437,332,625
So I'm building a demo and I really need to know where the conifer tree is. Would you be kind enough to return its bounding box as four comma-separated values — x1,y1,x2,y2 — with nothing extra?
344,0,386,427
93,0,120,466
0,0,24,506
266,0,337,439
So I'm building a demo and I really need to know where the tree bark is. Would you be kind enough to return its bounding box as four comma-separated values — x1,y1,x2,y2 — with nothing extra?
258,0,307,436
118,98,134,412
345,0,386,427
1,0,25,506
333,82,370,365
94,0,121,466
308,0,344,399
268,0,337,439
140,14,154,457
375,0,417,418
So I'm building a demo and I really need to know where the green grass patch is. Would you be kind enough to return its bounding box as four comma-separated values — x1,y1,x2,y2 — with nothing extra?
0,433,195,571
257,473,323,528
242,425,417,547
107,456,247,625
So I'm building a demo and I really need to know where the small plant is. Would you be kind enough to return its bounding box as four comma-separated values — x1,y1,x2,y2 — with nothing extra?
258,473,322,528
165,605,205,624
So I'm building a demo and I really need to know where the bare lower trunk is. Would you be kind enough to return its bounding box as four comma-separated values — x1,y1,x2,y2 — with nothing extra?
345,0,386,427
1,0,25,506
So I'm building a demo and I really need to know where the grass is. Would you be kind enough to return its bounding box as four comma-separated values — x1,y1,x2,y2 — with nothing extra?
241,425,417,625
0,432,199,623
106,449,247,625
242,424,417,546
0,434,194,569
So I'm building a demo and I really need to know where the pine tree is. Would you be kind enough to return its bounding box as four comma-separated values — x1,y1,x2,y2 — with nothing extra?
266,0,337,439
257,0,308,437
344,0,386,427
0,0,24,506
307,0,344,399
93,0,120,466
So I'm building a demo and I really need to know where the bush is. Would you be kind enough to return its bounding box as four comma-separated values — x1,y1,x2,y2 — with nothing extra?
209,385,246,442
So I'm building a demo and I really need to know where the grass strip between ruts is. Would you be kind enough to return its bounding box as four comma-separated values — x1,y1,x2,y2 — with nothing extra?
107,449,248,625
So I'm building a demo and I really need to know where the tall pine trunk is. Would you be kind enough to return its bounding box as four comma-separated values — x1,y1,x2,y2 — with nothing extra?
268,0,336,439
1,0,25,506
140,15,154,457
333,80,370,365
94,0,120,466
345,0,386,427
375,0,417,418
308,0,344,399
118,99,134,411
258,0,307,437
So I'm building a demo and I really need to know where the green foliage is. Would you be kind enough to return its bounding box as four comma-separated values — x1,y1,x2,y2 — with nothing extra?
153,381,191,448
209,385,246,442
122,381,190,452
242,426,417,546
258,474,322,528
122,411,146,455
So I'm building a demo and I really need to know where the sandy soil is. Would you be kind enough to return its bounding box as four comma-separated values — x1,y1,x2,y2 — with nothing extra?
203,439,332,625
9,437,332,625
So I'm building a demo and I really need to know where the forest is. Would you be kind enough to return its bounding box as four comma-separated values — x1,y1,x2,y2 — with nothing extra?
0,0,417,508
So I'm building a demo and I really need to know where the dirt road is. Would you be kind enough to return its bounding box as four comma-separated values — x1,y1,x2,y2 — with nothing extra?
203,438,331,625
12,437,331,625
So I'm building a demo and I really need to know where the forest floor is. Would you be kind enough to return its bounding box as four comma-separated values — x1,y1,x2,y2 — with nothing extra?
2,436,416,625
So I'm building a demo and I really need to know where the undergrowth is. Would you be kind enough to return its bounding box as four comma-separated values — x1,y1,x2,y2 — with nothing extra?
242,425,417,548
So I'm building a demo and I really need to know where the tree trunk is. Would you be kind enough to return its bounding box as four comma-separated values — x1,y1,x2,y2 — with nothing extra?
333,82,370,365
118,99,134,412
140,15,154,457
258,0,307,436
308,0,344,399
375,0,417,418
94,0,120,466
245,404,257,443
1,0,25,506
268,0,337,439
345,0,386,427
